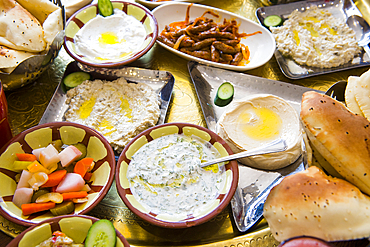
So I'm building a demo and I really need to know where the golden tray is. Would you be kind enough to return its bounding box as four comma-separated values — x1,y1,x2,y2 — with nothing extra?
3,0,370,246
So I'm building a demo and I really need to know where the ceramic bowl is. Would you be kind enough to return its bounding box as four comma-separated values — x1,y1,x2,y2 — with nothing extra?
115,122,239,228
7,215,130,247
64,1,158,68
0,122,115,226
152,2,276,71
136,0,205,9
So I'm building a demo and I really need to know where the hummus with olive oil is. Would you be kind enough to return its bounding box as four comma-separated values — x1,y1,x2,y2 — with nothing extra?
126,134,225,218
270,6,361,68
64,78,160,152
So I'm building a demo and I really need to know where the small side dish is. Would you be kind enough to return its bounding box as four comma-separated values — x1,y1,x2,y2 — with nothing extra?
116,123,238,228
158,4,261,66
7,215,130,247
64,77,160,152
0,122,115,226
270,6,361,68
216,94,302,170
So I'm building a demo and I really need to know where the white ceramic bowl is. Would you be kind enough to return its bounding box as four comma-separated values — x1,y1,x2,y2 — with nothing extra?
152,2,276,71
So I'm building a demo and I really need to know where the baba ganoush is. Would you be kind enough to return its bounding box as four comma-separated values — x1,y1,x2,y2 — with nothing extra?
36,231,81,247
270,6,361,68
74,8,146,62
64,78,160,152
126,134,226,218
217,94,302,170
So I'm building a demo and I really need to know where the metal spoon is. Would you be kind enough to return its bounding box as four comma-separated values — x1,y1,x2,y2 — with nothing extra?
346,15,370,58
200,139,287,168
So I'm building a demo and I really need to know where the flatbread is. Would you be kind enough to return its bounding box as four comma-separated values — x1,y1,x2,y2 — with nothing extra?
300,91,370,195
0,45,37,69
345,76,364,116
16,0,59,24
354,69,370,121
0,0,46,52
264,166,370,242
42,8,63,47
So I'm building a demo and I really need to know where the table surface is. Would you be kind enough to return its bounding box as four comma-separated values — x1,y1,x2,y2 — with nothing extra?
2,0,370,246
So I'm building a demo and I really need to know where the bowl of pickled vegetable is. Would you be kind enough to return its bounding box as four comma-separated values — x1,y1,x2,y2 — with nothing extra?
0,122,116,226
7,215,130,247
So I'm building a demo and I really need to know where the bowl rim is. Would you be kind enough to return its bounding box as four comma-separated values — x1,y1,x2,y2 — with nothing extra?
63,0,159,68
6,215,130,247
0,121,116,227
115,122,239,228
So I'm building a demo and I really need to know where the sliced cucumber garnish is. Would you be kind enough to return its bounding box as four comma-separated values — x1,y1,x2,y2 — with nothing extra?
63,72,91,89
98,0,114,17
85,219,117,247
50,201,75,216
263,15,283,27
214,82,234,107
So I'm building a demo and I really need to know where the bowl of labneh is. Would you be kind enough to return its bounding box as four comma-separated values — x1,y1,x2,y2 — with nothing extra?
64,0,158,68
115,122,239,228
0,122,116,227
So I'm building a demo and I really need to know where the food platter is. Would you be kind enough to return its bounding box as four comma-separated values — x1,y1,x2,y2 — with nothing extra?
187,61,323,232
152,2,276,71
256,0,370,79
39,62,175,138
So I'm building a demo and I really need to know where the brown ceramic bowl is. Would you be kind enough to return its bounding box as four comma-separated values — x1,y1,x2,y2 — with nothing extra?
0,122,115,226
7,215,130,247
64,1,158,68
115,122,239,228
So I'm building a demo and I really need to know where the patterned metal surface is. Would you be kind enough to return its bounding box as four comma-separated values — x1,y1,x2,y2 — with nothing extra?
2,0,370,245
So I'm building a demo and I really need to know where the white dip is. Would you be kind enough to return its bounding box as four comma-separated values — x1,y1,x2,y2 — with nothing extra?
126,134,225,217
270,6,361,68
64,78,160,152
74,9,146,62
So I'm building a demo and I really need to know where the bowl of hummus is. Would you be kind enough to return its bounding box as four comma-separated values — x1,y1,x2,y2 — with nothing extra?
115,122,239,228
64,1,158,68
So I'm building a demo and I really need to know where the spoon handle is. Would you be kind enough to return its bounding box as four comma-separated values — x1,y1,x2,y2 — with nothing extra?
200,139,287,168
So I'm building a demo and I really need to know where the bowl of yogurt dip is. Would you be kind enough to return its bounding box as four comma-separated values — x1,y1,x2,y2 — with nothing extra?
115,122,239,228
64,1,158,68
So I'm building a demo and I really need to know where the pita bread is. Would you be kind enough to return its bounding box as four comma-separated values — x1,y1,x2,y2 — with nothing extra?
0,0,46,52
354,69,370,121
42,8,63,47
300,91,370,195
0,45,37,69
345,76,364,116
264,166,370,242
16,0,59,24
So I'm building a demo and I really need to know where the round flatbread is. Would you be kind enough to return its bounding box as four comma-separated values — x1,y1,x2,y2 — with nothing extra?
354,69,370,121
0,0,46,52
345,76,364,116
16,0,59,24
0,45,37,69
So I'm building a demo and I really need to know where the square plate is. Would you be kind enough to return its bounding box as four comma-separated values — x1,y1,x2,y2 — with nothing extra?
187,61,323,232
39,62,175,153
256,0,370,79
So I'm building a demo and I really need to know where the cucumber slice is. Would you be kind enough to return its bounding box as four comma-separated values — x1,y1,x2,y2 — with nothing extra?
63,72,91,89
31,189,49,203
214,82,234,107
98,0,114,17
85,219,116,247
263,15,283,27
50,201,75,216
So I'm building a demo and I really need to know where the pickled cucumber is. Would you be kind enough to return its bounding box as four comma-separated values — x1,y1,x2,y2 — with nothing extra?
50,201,75,216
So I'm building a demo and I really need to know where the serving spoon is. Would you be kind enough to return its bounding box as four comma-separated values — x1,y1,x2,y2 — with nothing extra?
346,15,370,58
200,138,287,168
